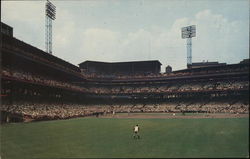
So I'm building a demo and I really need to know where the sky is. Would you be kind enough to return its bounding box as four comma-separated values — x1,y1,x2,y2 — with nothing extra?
1,0,249,71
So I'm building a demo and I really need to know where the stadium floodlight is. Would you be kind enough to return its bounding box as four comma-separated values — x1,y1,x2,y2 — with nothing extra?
45,0,56,54
181,25,196,66
46,1,56,20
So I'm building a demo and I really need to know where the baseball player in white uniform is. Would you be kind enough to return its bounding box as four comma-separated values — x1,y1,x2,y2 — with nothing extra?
133,124,140,139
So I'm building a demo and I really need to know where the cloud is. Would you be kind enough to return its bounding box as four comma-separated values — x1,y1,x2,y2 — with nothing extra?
191,10,248,63
2,1,45,50
1,1,44,22
2,1,248,71
81,28,121,61
53,9,248,71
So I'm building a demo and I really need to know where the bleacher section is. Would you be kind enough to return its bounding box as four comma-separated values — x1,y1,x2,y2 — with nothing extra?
1,24,249,123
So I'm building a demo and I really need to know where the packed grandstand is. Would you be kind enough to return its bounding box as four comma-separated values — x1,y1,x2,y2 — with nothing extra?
1,22,249,123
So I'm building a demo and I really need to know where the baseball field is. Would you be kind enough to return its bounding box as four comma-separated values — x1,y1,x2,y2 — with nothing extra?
1,113,249,158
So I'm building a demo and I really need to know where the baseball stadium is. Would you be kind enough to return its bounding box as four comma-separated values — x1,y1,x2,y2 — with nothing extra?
0,0,249,159
1,20,249,158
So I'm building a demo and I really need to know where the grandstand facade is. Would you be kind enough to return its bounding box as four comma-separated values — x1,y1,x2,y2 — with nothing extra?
187,61,227,69
79,60,161,76
1,23,249,123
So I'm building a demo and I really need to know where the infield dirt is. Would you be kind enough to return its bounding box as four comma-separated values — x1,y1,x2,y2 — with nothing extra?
100,113,249,119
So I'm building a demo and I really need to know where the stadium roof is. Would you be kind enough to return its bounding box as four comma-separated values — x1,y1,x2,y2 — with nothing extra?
78,60,162,66
173,62,248,73
190,61,227,66
2,33,80,72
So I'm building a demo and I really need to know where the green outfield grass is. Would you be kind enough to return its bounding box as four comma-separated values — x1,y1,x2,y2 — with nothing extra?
1,117,249,158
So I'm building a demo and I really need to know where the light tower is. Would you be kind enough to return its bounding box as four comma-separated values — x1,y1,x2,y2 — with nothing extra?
181,25,196,67
45,0,56,54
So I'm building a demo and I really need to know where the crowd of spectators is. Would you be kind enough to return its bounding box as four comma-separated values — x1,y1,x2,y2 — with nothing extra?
1,99,248,122
2,67,248,95
2,32,249,124
86,80,249,94
80,64,249,80
1,67,86,92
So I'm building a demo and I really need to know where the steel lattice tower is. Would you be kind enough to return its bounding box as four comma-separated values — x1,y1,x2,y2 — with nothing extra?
45,0,56,54
186,38,192,65
181,25,196,66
